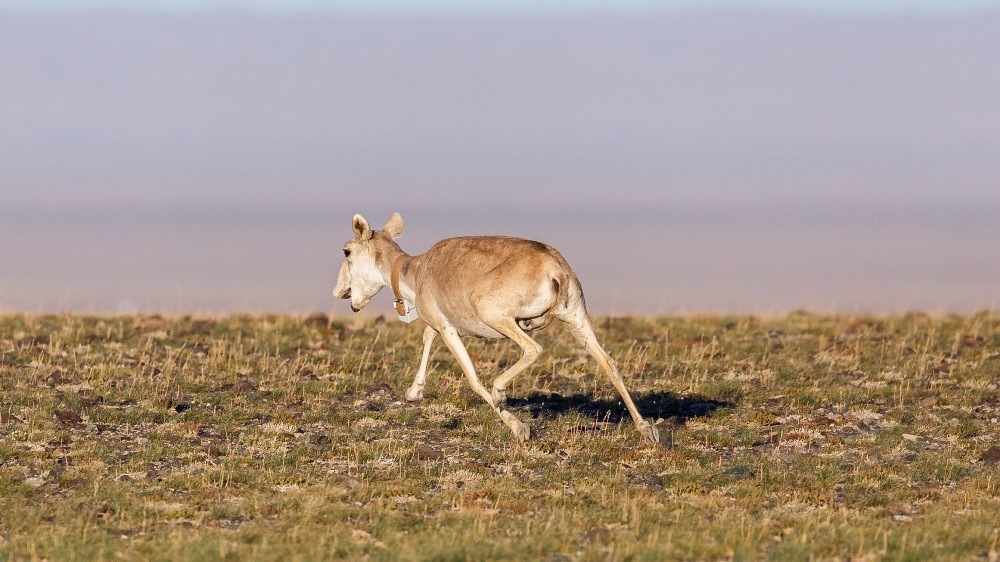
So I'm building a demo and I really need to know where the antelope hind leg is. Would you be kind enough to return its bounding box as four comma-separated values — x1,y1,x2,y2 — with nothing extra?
486,319,544,408
499,410,530,441
559,308,660,445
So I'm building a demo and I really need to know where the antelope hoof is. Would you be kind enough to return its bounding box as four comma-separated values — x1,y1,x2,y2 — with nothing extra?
404,385,424,403
490,386,507,407
500,410,530,442
637,419,660,445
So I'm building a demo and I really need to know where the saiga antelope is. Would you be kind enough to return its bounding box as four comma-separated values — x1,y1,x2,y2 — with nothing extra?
333,212,659,445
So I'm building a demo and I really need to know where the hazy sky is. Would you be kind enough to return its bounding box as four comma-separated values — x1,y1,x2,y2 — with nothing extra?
1,8,998,315
2,0,1000,13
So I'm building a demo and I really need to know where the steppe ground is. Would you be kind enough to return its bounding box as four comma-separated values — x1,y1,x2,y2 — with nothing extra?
1,312,998,561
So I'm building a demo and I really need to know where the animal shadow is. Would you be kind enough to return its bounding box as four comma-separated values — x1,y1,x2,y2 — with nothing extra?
506,390,734,425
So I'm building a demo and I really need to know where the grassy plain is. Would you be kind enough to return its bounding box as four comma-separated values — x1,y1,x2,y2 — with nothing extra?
1,312,999,561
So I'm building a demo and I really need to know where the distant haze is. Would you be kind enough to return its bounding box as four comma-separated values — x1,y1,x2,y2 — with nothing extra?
4,0,1000,15
1,10,998,314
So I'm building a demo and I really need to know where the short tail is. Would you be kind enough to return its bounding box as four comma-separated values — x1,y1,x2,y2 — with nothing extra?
552,273,586,316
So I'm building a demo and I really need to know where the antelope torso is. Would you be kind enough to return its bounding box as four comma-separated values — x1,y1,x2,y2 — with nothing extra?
408,236,569,338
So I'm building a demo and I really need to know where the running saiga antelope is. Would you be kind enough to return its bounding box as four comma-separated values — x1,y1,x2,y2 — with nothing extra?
333,212,659,445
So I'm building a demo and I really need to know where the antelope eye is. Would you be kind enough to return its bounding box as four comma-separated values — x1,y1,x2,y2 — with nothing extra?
343,248,351,258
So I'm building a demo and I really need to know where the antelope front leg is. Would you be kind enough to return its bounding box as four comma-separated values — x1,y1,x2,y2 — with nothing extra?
405,325,437,402
438,326,530,441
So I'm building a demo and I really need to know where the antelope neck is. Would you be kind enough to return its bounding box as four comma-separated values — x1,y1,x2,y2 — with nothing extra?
390,255,407,316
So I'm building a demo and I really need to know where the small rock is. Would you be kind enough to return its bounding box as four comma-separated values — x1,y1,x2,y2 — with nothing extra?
331,473,362,490
60,477,86,488
230,380,258,393
778,452,799,464
140,314,168,329
635,474,663,491
304,313,329,328
366,382,394,398
197,427,222,439
45,370,76,387
54,409,83,426
979,445,1000,465
919,396,939,408
902,434,921,442
0,411,23,424
189,319,216,334
810,416,838,427
24,476,46,487
118,354,139,367
652,419,673,448
415,444,444,460
309,434,332,446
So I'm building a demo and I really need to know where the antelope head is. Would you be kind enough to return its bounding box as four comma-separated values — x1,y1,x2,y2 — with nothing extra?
333,212,404,312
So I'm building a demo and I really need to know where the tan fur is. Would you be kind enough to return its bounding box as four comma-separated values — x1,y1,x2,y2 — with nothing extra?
333,212,659,445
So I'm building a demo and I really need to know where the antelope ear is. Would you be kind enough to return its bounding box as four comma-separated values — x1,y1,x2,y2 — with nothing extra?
352,214,372,241
383,212,403,239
